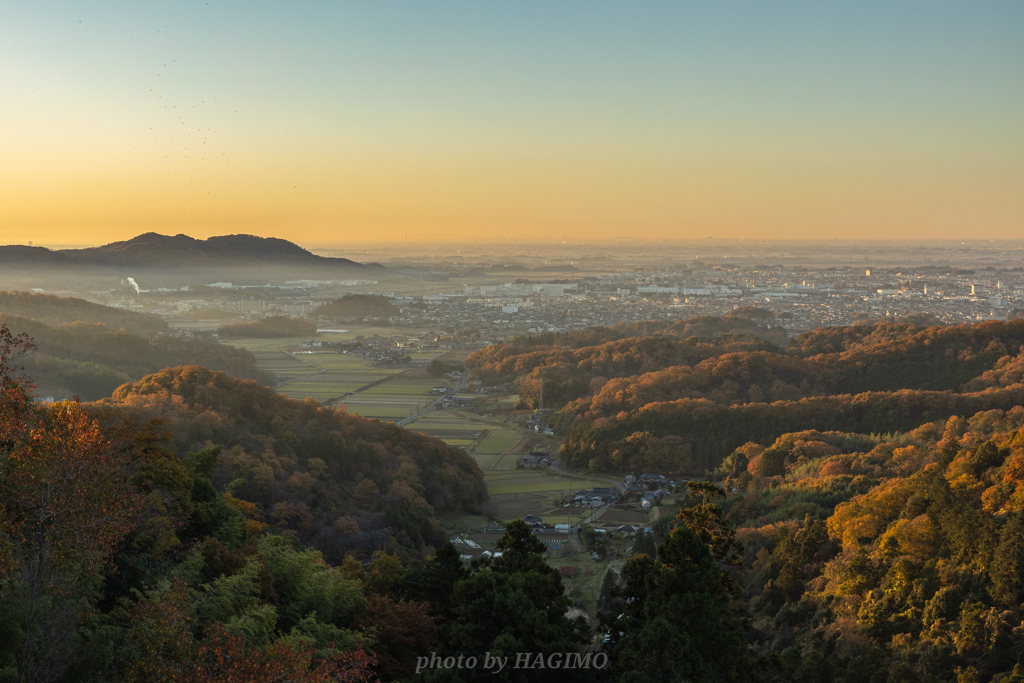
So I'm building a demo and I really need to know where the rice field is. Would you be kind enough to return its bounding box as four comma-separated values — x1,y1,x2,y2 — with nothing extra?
471,453,503,470
340,402,424,420
474,429,521,454
410,420,482,431
255,353,318,382
484,472,607,496
540,511,591,526
222,334,456,419
359,381,434,395
226,337,312,352
490,451,525,470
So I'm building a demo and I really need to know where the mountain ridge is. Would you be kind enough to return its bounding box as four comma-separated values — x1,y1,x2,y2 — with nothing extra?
0,232,386,288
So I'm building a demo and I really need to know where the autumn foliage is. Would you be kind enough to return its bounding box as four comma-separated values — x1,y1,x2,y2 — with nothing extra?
472,317,1024,476
117,579,376,683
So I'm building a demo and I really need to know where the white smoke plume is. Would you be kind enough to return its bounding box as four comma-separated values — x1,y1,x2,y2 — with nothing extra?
123,277,141,294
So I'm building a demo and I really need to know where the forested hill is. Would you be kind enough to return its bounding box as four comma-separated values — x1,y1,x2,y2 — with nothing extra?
467,317,1024,476
711,409,1024,682
467,334,782,406
611,314,789,346
0,313,270,400
317,294,400,319
0,344,485,682
464,315,794,408
787,320,1024,393
0,290,167,334
100,366,487,562
0,233,385,288
503,314,787,350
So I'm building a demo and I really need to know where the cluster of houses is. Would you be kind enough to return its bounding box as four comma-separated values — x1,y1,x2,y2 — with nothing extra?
525,419,554,435
518,451,553,468
572,474,675,511
299,339,334,349
572,486,622,508
522,516,644,540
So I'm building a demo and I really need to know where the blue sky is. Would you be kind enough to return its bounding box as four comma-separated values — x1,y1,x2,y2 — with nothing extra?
2,1,1021,244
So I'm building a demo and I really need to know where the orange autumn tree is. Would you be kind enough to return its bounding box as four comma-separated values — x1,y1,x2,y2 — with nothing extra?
0,324,144,683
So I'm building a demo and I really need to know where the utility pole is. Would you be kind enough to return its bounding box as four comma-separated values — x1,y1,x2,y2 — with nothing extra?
539,378,544,412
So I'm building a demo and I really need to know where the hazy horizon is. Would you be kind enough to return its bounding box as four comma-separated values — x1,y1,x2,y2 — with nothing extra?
14,233,1024,264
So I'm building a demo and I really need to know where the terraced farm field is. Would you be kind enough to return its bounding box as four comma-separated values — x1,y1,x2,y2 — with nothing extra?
223,335,454,421
403,411,486,445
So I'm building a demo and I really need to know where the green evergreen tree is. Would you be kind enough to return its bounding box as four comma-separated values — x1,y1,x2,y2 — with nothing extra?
423,520,588,682
991,513,1024,603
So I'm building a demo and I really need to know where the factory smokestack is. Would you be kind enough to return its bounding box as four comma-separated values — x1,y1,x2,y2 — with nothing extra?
122,277,142,304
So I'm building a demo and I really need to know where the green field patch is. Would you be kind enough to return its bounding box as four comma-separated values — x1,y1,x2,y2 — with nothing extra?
359,384,433,395
417,410,465,421
488,482,582,495
474,429,521,453
352,392,430,401
258,356,318,381
407,421,482,431
282,378,365,392
484,474,607,496
412,430,485,440
471,453,502,470
296,355,377,370
338,403,421,419
598,509,651,525
304,372,392,386
487,493,553,521
410,355,445,363
540,516,588,530
224,337,311,352
548,554,614,613
491,452,525,470
441,438,476,447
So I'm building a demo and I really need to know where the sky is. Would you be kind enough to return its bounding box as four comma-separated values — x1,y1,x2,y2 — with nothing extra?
1,1,1022,247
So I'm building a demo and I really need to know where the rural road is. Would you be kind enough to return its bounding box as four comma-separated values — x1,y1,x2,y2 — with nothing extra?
397,398,443,427
397,371,470,427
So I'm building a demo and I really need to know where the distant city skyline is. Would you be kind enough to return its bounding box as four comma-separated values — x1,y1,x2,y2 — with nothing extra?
2,1,1021,244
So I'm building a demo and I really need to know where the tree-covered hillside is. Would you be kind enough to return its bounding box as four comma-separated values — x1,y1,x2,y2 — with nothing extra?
317,294,399,319
98,366,486,562
1,313,271,400
703,409,1024,682
0,290,167,334
0,324,489,682
467,317,1024,478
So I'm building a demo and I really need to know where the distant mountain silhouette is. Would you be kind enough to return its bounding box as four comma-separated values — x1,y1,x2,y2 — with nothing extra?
0,233,384,289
